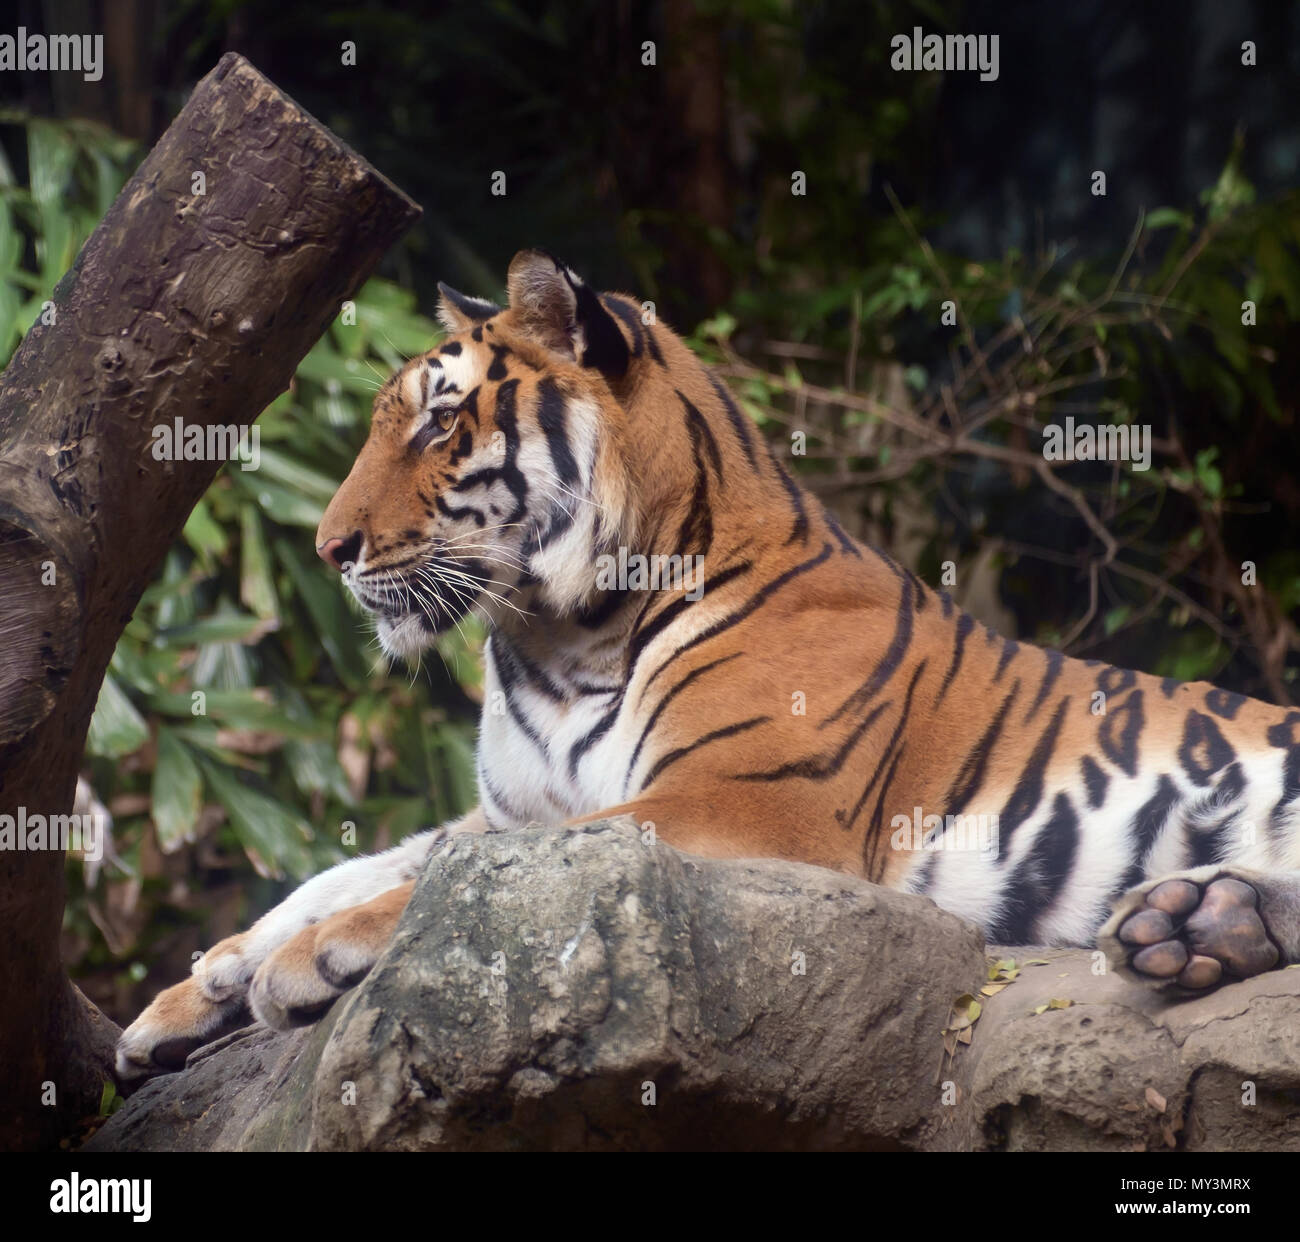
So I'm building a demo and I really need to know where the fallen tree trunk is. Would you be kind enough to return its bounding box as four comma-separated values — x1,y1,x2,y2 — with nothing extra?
0,52,420,1150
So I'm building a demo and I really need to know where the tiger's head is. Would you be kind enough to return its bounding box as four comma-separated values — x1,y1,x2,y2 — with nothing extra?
316,250,639,661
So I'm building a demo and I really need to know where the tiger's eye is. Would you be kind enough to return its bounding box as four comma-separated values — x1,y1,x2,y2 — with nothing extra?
438,407,457,431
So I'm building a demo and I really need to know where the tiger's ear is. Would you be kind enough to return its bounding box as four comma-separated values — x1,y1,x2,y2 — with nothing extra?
505,249,629,381
436,281,503,334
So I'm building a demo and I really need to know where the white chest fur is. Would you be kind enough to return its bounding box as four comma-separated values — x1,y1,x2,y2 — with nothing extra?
476,636,631,826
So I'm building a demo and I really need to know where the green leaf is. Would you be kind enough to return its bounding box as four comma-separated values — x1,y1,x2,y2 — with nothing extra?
1145,207,1193,231
147,687,322,736
182,497,228,567
1103,605,1132,636
98,1079,124,1117
86,673,149,758
197,756,313,879
239,504,280,623
154,612,271,646
151,728,203,851
275,538,370,686
235,473,326,529
252,446,341,504
697,311,736,342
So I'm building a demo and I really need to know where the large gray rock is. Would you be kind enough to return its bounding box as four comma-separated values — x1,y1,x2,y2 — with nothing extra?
88,820,1300,1152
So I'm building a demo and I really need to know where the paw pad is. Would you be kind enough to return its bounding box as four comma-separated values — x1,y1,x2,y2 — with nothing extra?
1119,876,1278,989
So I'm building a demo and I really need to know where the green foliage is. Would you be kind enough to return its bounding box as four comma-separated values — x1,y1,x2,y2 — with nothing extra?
694,143,1299,698
0,117,481,996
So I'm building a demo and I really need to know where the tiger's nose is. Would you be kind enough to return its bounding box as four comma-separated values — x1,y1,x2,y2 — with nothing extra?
316,531,363,572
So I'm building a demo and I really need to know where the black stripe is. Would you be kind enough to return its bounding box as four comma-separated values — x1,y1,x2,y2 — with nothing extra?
903,567,928,612
1097,666,1136,696
863,745,906,878
1098,689,1145,778
706,373,760,470
491,640,550,761
625,653,743,794
766,447,810,545
995,696,1071,858
1081,754,1109,808
676,393,720,557
1205,688,1247,721
934,613,975,709
993,638,1019,683
638,543,834,699
577,585,634,629
994,792,1079,943
493,634,565,702
943,682,1021,817
679,391,724,482
819,500,863,559
1159,677,1181,698
910,852,939,895
601,295,666,366
452,378,528,524
1266,711,1300,749
1184,761,1245,868
1178,709,1236,786
1269,744,1300,853
536,378,580,487
434,492,486,527
844,660,929,836
459,387,480,427
820,570,914,729
642,715,771,788
1117,775,1180,892
479,765,528,824
739,701,891,784
626,560,753,678
1025,649,1065,723
568,698,622,781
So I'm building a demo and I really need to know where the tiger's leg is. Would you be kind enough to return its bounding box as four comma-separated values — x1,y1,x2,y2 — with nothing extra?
1100,866,1300,989
115,808,488,1083
247,882,415,1029
235,795,775,1034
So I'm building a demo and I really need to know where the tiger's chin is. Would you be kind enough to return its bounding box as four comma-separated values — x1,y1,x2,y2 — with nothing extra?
374,612,440,662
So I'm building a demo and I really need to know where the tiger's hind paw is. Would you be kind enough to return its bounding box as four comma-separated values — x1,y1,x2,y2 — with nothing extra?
1104,872,1281,990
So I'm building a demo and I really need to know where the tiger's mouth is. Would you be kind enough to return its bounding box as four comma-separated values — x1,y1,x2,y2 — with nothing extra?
349,558,493,656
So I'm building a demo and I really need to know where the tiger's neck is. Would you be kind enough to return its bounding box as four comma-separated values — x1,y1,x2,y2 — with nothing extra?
493,352,907,692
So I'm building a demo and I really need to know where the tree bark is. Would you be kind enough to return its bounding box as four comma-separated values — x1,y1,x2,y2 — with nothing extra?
0,52,420,1150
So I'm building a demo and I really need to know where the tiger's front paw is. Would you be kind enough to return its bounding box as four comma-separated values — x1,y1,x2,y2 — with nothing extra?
115,976,251,1086
249,883,413,1030
1106,874,1280,990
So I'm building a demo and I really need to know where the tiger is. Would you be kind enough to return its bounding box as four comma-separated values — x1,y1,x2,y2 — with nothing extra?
115,249,1300,1083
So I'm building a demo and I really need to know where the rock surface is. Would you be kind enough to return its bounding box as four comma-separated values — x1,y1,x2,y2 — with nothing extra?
87,820,1300,1152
